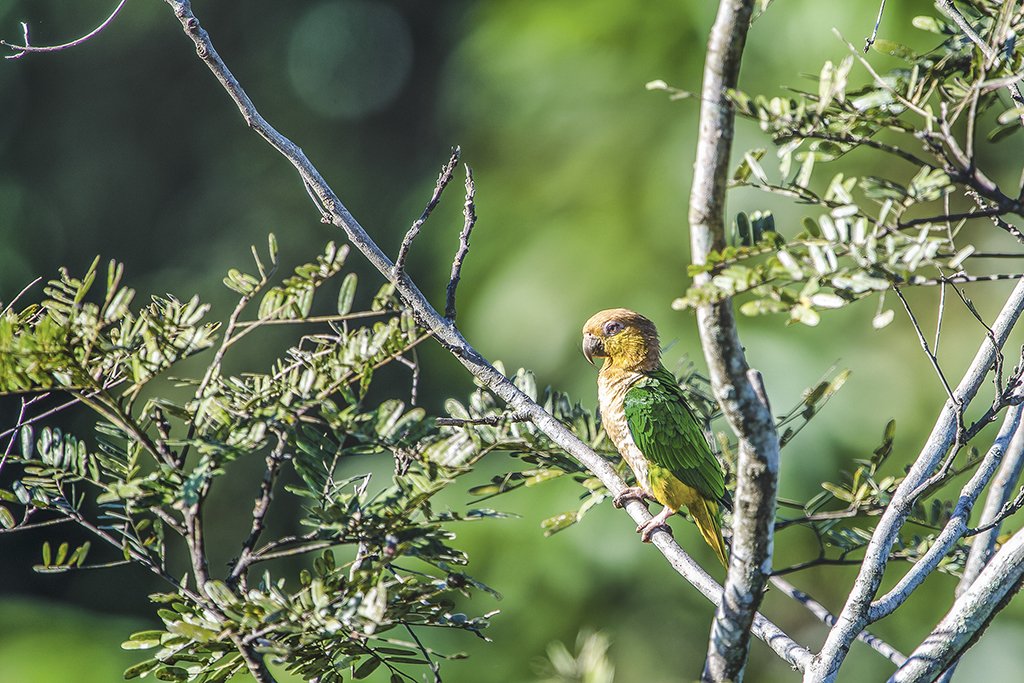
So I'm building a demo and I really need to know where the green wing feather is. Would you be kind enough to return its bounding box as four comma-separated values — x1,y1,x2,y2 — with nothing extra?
623,366,726,504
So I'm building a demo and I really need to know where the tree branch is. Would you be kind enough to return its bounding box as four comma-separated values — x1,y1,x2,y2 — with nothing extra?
160,0,813,672
806,277,1024,683
689,1,779,680
228,433,288,588
868,404,1023,621
445,164,477,321
1,0,127,59
938,413,1024,681
888,524,1024,682
770,576,905,666
395,147,461,274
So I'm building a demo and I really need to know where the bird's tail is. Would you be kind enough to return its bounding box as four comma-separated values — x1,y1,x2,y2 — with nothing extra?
690,497,729,567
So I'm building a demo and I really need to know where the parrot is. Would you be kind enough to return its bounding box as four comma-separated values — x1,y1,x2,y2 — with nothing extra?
582,308,730,566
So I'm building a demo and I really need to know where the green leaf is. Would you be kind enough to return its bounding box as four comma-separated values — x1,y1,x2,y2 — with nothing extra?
0,506,14,529
988,122,1022,143
541,512,577,536
121,636,161,650
20,425,34,459
353,657,382,679
911,15,947,33
123,660,160,680
337,272,358,316
155,666,189,681
870,39,916,61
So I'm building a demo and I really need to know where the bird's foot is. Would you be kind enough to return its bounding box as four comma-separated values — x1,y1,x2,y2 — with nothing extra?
612,486,653,509
637,508,674,542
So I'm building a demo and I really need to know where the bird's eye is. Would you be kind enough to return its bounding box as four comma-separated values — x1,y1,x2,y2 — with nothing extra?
603,321,624,336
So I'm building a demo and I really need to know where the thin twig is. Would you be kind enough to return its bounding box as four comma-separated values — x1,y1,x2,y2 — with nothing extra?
1,277,43,315
863,0,887,52
234,310,395,328
2,1,128,59
896,207,1005,229
445,165,477,321
435,411,531,427
228,433,288,587
404,623,442,683
893,286,960,410
394,148,461,274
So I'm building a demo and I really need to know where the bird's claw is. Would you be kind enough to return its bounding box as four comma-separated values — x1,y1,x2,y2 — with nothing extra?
612,486,652,509
637,520,673,543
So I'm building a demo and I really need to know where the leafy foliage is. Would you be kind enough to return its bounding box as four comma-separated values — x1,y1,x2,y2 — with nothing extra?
0,237,512,682
674,7,1024,328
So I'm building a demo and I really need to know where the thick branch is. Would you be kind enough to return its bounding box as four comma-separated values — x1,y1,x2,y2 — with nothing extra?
868,405,1023,621
938,414,1024,682
689,1,777,681
806,278,1024,683
160,0,813,671
888,525,1024,682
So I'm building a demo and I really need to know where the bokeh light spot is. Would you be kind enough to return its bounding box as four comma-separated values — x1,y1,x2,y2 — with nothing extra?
287,1,413,120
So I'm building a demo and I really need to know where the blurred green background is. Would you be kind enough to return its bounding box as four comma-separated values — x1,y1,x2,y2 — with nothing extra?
2,0,1023,681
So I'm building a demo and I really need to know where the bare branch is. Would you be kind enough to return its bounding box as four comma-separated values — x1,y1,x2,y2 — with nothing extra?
445,164,477,321
888,523,1024,682
160,0,813,671
688,1,780,680
228,433,288,587
394,148,461,274
940,416,1024,680
770,576,905,666
868,405,1023,621
2,1,127,60
435,411,530,427
963,416,1024,557
807,278,1024,682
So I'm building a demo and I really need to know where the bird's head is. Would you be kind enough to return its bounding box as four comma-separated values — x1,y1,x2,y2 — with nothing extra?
582,308,660,373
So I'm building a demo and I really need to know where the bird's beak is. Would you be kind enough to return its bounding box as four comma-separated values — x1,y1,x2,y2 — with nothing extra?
582,333,604,365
